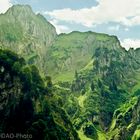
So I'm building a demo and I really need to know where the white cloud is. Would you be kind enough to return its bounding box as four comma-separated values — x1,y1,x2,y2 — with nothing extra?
45,0,140,27
0,0,12,13
121,39,140,50
49,19,71,34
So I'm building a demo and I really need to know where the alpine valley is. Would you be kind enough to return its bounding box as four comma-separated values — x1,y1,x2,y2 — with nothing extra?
0,5,140,140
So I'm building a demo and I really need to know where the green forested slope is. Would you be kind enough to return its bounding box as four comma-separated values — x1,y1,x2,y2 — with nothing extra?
47,31,120,82
53,45,140,139
0,49,79,140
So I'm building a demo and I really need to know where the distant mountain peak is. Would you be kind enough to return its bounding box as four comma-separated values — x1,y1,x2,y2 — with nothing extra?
8,4,32,11
6,4,34,17
1,4,57,38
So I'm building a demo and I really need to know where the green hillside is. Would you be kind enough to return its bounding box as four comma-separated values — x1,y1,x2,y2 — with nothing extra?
52,40,140,139
47,31,120,82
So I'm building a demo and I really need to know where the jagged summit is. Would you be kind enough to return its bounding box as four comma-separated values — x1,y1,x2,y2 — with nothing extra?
6,4,33,15
0,4,57,45
0,4,57,74
4,4,56,31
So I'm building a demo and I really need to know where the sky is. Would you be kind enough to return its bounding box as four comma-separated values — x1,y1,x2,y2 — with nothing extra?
0,0,140,50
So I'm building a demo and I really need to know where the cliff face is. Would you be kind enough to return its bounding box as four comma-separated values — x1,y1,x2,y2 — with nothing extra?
109,96,140,140
5,5,56,45
0,5,57,74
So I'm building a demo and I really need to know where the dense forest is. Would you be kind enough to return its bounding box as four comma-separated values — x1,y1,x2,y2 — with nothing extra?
0,5,140,140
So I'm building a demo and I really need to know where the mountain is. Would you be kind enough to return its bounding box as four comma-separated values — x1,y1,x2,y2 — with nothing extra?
67,48,140,140
62,45,140,140
1,4,140,140
0,5,122,80
46,31,122,82
0,5,57,74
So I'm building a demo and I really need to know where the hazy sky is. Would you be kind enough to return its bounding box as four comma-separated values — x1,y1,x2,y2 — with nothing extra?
1,0,140,50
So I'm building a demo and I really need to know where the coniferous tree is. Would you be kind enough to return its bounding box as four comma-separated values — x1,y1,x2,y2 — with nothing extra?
98,79,102,88
91,81,95,91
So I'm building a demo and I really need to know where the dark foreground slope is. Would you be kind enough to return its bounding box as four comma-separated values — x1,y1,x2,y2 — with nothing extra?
0,49,79,140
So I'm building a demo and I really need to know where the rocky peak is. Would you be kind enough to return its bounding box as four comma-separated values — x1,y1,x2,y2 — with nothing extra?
0,4,57,74
6,4,34,17
4,4,57,40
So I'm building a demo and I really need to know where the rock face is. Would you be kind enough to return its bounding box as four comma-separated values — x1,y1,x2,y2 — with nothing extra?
109,96,140,140
5,5,56,45
0,5,57,74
